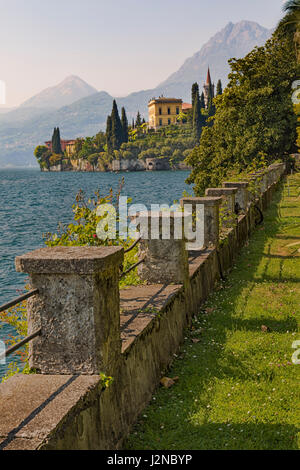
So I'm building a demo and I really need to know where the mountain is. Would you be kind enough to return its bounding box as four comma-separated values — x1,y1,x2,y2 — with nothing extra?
20,75,98,109
0,21,272,167
159,21,271,99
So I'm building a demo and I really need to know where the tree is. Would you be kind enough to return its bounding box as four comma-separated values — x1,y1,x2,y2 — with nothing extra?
207,96,216,121
110,100,123,150
51,127,62,154
34,145,51,169
87,153,99,170
192,90,204,141
200,92,205,109
51,128,57,153
121,107,128,143
278,0,300,61
191,83,199,108
186,30,297,195
216,79,223,95
135,111,142,127
106,115,113,153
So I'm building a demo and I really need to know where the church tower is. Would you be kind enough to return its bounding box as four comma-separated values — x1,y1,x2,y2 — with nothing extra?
203,67,215,108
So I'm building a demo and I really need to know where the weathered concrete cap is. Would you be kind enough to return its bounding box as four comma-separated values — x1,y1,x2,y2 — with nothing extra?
223,181,249,188
205,188,238,196
15,246,124,274
0,374,100,450
180,196,223,207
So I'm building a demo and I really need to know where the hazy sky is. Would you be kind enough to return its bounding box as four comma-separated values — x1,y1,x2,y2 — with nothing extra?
0,0,286,107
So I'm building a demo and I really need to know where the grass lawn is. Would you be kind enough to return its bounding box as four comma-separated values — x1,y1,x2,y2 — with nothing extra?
125,173,300,450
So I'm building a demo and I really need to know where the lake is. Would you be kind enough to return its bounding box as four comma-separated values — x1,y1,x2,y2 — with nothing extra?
0,168,192,378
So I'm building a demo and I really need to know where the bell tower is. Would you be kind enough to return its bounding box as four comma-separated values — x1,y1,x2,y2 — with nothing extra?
203,67,215,108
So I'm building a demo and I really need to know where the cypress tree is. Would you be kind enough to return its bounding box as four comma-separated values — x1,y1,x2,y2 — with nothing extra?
193,90,203,141
216,79,223,95
56,127,62,154
51,127,57,152
191,82,199,108
106,115,113,153
111,100,123,150
51,127,62,154
121,107,128,143
207,96,216,124
200,92,205,109
135,111,142,127
132,118,135,129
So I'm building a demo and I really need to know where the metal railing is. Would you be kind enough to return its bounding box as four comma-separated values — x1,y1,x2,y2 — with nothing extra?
120,237,144,279
0,289,40,360
0,289,39,313
124,237,141,254
120,258,145,279
2,329,42,359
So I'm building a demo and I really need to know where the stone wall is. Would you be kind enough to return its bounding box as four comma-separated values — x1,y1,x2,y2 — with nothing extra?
0,163,285,450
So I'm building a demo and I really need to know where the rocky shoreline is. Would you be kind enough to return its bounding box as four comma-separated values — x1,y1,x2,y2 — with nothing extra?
41,157,191,172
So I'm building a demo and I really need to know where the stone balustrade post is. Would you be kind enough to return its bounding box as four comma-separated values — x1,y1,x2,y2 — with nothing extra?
266,168,274,188
180,196,222,248
15,246,124,375
133,211,190,285
205,188,237,227
222,182,249,212
205,188,237,213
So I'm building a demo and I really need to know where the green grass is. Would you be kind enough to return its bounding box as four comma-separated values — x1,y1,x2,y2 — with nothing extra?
125,174,300,450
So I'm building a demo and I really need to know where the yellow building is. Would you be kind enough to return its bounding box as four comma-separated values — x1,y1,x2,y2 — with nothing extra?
148,97,183,130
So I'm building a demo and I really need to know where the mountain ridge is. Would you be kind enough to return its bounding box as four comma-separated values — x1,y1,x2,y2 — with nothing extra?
20,75,98,109
0,20,272,167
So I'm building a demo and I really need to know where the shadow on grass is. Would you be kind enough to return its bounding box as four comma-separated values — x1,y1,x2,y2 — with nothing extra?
125,179,300,450
171,423,299,450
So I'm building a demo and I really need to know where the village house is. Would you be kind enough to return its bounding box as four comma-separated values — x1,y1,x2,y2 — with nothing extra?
148,68,214,129
148,97,183,130
45,139,76,156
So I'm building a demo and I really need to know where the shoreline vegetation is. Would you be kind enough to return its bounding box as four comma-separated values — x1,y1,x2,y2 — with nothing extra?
34,79,219,173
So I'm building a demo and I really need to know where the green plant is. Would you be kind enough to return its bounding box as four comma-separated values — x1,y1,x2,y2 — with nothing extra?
99,372,114,389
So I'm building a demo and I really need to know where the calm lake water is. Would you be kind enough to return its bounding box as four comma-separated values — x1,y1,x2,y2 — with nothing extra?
0,168,192,378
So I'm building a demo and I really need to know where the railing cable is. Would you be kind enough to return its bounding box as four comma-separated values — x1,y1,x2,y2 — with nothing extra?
0,289,39,313
0,328,42,360
124,237,141,254
120,258,145,279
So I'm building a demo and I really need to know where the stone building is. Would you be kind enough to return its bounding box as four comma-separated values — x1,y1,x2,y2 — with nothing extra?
148,97,183,130
45,139,76,156
203,67,215,108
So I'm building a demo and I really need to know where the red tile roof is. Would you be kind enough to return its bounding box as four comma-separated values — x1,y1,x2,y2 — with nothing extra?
182,102,192,110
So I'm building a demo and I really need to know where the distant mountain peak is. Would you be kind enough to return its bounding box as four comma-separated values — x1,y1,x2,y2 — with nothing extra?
0,20,273,167
159,20,271,88
20,75,98,109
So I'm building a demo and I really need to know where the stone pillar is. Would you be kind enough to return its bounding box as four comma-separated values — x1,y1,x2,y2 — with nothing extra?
134,211,189,285
222,182,249,211
205,188,237,213
15,246,124,375
266,168,274,188
180,197,222,248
